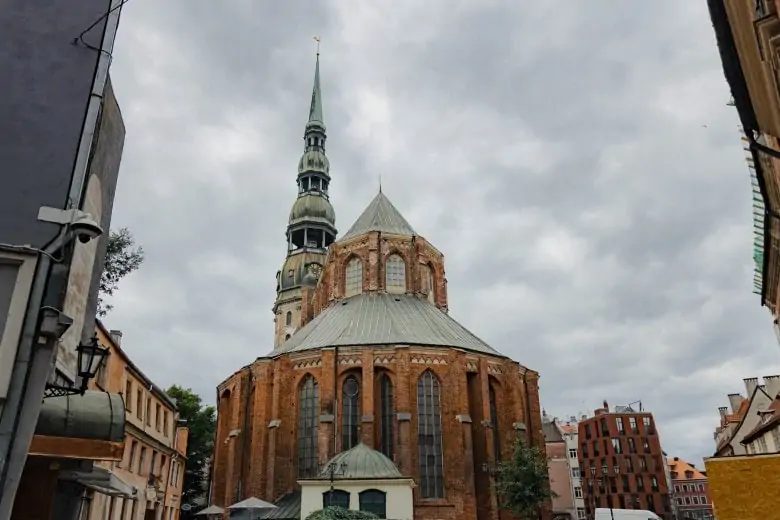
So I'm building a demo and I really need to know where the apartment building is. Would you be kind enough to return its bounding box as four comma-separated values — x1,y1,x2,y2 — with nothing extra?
667,457,714,520
541,412,587,520
713,376,778,456
577,401,672,520
87,321,188,520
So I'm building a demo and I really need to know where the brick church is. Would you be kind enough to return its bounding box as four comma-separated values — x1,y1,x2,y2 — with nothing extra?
209,52,547,520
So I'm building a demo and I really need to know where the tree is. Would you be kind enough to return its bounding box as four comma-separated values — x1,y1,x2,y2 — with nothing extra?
98,227,144,316
306,506,378,520
495,436,557,519
166,386,216,513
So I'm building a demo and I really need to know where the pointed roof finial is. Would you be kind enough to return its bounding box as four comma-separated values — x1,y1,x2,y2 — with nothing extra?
308,37,324,126
379,174,382,193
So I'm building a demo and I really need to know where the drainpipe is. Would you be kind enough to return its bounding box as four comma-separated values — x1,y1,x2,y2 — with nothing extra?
334,346,339,455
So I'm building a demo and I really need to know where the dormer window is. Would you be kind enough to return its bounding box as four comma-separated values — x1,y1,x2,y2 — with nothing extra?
385,255,406,294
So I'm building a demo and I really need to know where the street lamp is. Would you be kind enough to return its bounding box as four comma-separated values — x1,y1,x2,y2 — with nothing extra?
44,336,109,398
586,465,619,520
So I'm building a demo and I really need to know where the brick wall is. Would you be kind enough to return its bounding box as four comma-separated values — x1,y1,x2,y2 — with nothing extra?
212,347,547,520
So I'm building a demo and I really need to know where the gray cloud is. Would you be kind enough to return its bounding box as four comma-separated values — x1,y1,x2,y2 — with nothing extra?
104,0,780,465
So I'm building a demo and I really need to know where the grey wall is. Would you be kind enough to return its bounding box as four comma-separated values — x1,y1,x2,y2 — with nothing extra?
0,0,116,249
80,76,126,344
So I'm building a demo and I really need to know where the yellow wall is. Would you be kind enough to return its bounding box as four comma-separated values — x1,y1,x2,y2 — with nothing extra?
704,454,780,520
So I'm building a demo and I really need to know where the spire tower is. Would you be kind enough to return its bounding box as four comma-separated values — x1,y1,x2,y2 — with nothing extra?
273,45,337,347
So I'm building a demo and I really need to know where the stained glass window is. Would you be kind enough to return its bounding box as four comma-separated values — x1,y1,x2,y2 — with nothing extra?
342,375,360,450
385,254,406,294
298,375,319,477
417,370,444,498
345,257,363,297
378,373,394,460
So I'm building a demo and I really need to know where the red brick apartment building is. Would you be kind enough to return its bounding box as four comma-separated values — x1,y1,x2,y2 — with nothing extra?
577,401,672,520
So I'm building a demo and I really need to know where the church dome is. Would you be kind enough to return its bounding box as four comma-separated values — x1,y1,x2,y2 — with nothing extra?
319,443,402,480
298,149,330,176
289,194,336,227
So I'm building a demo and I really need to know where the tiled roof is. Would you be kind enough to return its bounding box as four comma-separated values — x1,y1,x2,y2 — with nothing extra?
668,456,707,480
270,293,500,356
339,191,417,241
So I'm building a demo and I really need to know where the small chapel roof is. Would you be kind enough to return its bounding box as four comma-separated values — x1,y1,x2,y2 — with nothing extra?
271,292,500,356
316,443,403,480
339,191,417,241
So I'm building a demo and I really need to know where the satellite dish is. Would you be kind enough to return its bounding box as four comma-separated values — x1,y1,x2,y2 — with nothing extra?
181,504,192,512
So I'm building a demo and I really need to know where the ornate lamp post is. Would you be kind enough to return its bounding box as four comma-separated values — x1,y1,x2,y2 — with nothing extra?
44,335,109,398
585,464,619,520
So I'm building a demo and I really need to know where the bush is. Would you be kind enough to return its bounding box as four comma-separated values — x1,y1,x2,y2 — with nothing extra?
305,506,379,520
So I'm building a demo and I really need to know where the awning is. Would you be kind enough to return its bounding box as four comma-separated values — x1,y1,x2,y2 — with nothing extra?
59,466,136,498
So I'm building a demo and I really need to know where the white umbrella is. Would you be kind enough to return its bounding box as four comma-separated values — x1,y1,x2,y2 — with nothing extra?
227,497,278,520
195,505,225,517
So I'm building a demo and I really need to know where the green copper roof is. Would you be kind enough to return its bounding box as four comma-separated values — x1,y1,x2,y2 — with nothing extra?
307,53,324,128
271,292,501,356
339,191,417,241
317,443,402,480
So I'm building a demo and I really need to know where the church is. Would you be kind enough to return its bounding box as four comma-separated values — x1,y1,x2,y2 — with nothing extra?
209,52,547,520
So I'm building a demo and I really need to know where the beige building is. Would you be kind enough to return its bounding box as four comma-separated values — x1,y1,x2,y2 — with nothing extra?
85,321,188,520
713,376,778,456
542,413,586,520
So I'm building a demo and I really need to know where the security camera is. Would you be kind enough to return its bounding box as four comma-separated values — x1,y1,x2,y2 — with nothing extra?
70,212,104,243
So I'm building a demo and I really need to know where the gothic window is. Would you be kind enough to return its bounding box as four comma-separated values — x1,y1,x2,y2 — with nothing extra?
359,490,387,518
323,490,350,509
378,373,394,460
417,370,444,498
298,375,319,478
489,383,501,462
286,311,292,326
342,375,360,450
420,263,435,303
385,254,406,294
345,257,363,297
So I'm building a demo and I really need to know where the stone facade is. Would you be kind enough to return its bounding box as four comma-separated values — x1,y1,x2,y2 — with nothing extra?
212,347,544,520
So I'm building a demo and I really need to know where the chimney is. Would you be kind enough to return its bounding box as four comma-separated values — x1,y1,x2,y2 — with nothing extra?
718,407,728,420
744,377,759,396
603,400,609,411
764,375,780,398
728,393,743,413
109,329,123,347
570,416,576,423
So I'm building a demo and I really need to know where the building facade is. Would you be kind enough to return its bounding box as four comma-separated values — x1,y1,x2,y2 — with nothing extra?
84,321,188,520
708,0,780,342
543,415,576,520
209,54,548,520
577,402,672,520
713,376,778,456
667,457,713,520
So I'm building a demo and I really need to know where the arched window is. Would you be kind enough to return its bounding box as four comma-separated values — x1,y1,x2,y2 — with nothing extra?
345,257,363,297
286,311,292,326
417,370,444,498
385,254,406,294
342,375,361,450
377,373,394,460
489,383,501,462
323,489,350,509
359,489,387,518
298,375,319,478
421,264,435,303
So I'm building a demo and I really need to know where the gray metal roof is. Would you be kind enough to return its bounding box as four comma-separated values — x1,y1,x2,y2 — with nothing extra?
270,292,500,356
317,443,402,480
258,491,301,520
339,191,417,241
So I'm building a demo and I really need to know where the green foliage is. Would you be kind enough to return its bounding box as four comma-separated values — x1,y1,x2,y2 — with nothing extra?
495,436,556,519
305,506,378,520
166,386,216,509
98,227,144,316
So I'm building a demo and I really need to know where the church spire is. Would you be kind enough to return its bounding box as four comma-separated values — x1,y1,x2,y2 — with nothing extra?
307,37,324,129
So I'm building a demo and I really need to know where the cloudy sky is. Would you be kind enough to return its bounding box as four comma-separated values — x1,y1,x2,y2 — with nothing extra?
103,0,780,465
